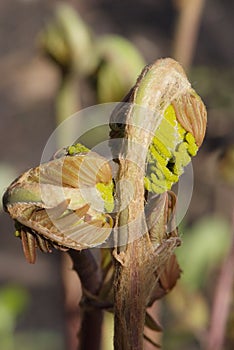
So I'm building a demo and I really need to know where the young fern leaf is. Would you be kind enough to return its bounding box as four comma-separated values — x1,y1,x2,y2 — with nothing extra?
3,144,114,263
109,59,207,349
110,58,207,194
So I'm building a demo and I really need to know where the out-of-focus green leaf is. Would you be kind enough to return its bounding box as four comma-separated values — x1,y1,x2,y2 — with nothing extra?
15,331,64,350
0,285,29,333
0,285,29,316
39,3,98,75
0,287,62,350
166,286,209,329
163,287,209,348
96,35,145,102
176,215,231,290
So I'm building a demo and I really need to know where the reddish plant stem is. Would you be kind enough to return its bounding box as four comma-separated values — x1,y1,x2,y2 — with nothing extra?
205,212,234,350
114,241,148,349
69,249,104,350
113,159,155,350
173,0,205,69
78,306,104,350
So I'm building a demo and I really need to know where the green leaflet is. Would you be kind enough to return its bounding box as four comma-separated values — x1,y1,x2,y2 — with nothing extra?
67,143,114,212
67,143,90,155
96,181,114,213
145,104,198,194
